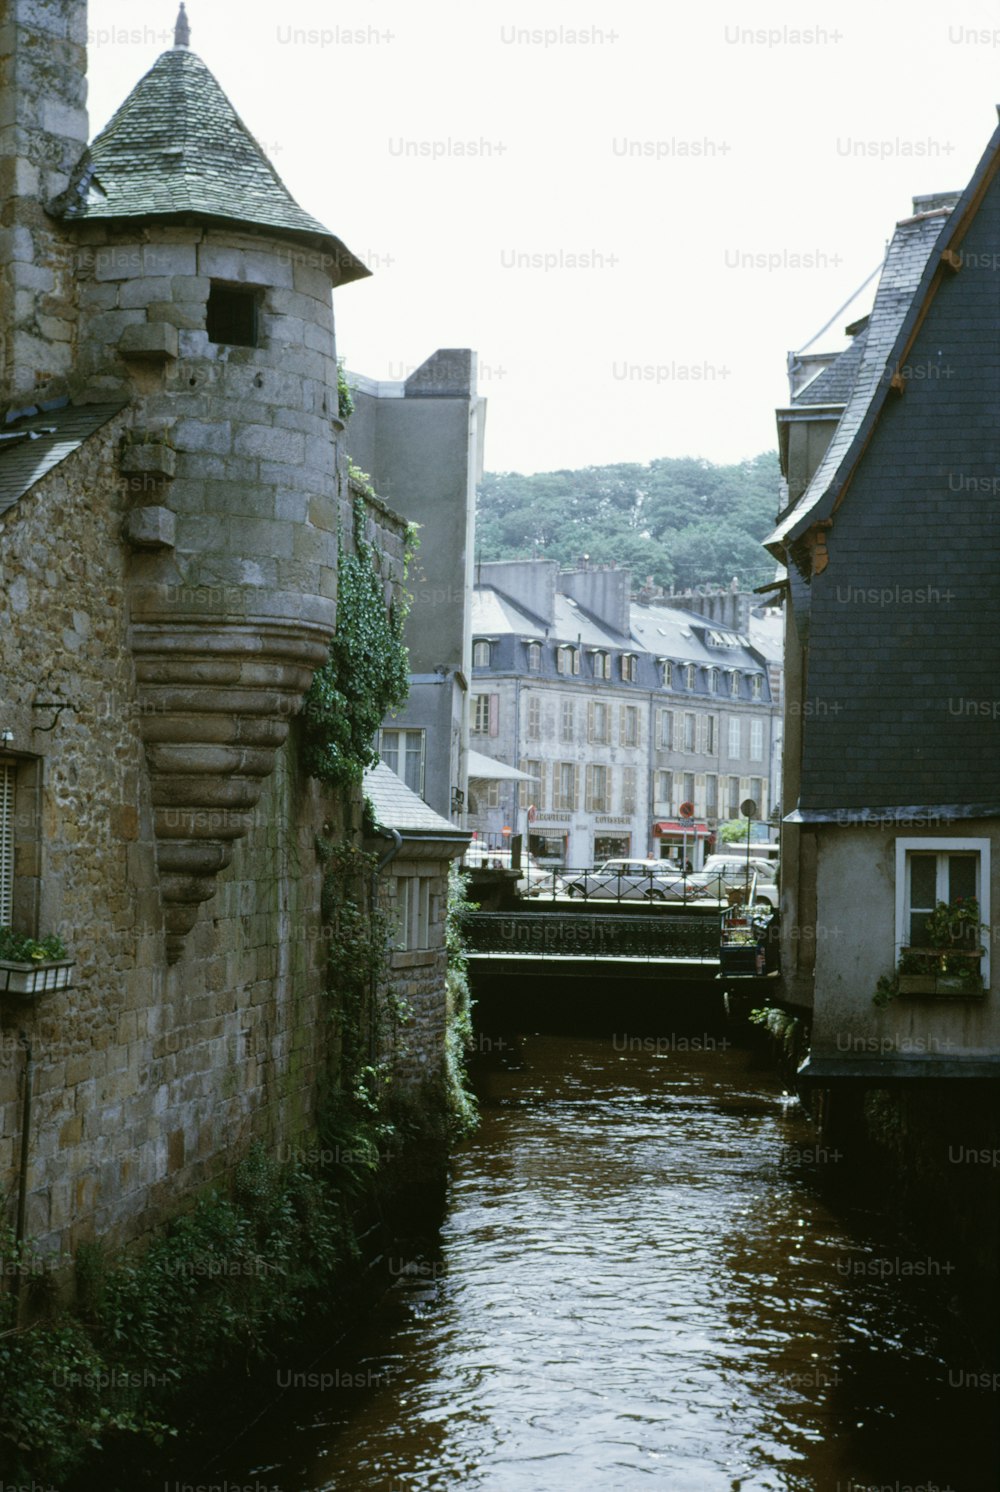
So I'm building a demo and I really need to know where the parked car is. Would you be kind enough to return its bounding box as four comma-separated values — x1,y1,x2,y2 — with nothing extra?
682,854,779,908
564,859,685,901
463,844,565,897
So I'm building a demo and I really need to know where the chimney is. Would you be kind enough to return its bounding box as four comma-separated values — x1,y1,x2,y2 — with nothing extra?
0,0,89,405
910,191,962,216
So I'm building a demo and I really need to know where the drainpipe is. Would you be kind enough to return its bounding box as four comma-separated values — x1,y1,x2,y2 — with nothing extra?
13,1031,33,1304
369,830,403,1061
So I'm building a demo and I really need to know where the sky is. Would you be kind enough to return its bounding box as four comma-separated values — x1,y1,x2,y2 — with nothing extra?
85,0,1000,475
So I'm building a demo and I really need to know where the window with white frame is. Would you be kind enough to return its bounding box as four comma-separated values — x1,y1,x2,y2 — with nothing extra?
561,699,575,741
751,674,764,700
656,770,672,809
707,668,718,694
685,664,696,689
472,694,494,735
556,645,579,675
519,759,543,808
700,714,716,754
750,718,763,761
593,650,610,679
485,780,501,809
662,660,673,688
586,763,610,812
554,761,577,812
526,695,541,740
705,774,718,816
728,715,741,758
379,728,425,795
621,704,639,748
589,701,610,744
472,639,491,667
397,875,432,950
657,709,673,749
621,653,638,682
622,765,638,815
895,839,990,985
682,772,695,805
527,641,542,671
683,712,696,752
730,670,741,698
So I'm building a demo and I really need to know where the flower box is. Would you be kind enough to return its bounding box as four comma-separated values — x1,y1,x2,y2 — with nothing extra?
897,948,984,998
0,958,75,996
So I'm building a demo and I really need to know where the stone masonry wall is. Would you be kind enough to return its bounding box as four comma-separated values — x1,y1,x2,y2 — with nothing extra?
0,420,416,1259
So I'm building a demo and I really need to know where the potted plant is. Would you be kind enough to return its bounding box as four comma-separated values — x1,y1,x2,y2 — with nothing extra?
0,927,74,995
896,896,988,997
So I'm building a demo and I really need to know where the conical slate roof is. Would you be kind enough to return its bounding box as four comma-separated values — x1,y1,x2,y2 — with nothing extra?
53,46,369,285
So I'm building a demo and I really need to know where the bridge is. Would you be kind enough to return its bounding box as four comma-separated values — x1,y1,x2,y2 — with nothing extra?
463,902,723,983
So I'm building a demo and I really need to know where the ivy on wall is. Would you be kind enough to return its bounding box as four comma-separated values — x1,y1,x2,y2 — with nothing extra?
300,473,413,789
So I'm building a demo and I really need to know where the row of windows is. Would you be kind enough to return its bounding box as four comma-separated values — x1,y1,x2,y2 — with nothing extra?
471,694,765,761
472,639,765,697
656,710,765,762
507,762,767,820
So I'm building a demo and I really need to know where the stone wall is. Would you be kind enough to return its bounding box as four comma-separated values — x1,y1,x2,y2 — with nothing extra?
0,420,418,1260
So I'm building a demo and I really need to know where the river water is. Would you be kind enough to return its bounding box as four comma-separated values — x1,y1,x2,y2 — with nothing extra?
189,1025,997,1491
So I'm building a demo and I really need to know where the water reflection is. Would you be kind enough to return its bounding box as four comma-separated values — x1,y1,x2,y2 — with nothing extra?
206,1035,996,1490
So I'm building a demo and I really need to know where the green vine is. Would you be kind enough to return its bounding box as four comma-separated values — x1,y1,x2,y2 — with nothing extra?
300,487,410,788
336,359,354,421
442,864,480,1138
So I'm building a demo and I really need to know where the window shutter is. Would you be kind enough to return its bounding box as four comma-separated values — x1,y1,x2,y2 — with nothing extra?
538,762,547,811
489,694,499,737
585,764,594,812
0,764,13,927
573,763,581,812
619,705,625,747
694,773,706,815
587,701,595,741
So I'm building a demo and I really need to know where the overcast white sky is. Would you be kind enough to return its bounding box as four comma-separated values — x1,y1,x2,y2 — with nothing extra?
86,0,1000,474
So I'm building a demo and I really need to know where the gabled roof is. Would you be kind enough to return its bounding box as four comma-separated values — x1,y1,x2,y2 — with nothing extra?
363,761,468,839
791,321,869,407
766,204,956,556
0,401,128,519
53,46,369,285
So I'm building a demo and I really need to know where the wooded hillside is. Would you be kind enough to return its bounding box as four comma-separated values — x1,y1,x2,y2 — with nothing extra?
476,451,781,593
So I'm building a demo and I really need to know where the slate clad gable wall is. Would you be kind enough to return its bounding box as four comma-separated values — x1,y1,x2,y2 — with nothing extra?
800,170,1000,810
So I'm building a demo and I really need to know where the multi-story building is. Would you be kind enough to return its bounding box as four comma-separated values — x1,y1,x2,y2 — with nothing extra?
468,560,778,867
346,351,486,824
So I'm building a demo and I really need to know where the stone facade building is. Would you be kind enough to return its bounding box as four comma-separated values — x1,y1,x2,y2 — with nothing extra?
0,5,464,1261
468,560,778,867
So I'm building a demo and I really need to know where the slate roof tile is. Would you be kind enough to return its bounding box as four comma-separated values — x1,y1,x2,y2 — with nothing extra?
53,46,368,285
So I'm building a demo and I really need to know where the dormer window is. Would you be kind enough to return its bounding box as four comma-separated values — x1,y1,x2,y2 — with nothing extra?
556,645,579,676
751,674,763,700
592,650,610,679
621,654,638,683
662,660,673,689
707,667,718,694
472,639,491,667
685,664,696,690
207,283,260,347
730,670,741,698
527,642,542,671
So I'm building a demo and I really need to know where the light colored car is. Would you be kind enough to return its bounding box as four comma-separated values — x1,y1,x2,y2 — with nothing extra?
564,858,684,901
682,854,779,908
463,844,565,897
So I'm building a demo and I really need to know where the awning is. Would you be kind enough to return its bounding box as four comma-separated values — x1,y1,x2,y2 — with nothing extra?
467,749,539,782
652,820,711,836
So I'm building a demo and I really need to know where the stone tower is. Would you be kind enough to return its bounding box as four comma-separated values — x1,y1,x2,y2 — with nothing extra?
6,5,370,957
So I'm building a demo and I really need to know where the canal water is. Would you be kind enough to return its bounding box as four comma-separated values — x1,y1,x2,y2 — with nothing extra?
180,1025,997,1490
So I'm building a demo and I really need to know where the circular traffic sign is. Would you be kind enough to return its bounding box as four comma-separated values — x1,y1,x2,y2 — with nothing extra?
679,801,695,819
741,798,758,819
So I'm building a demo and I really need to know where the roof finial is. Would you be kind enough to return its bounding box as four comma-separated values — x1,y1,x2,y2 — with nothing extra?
174,3,190,48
